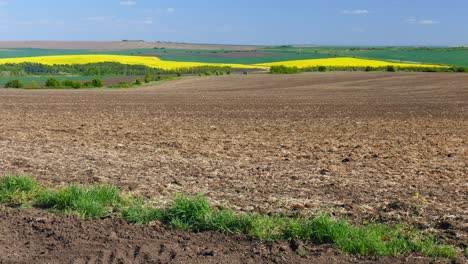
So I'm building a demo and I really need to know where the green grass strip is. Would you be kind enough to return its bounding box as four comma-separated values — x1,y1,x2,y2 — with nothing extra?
0,175,458,258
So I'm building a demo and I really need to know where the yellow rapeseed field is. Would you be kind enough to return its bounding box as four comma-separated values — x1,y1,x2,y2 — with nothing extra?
0,55,447,70
258,57,446,68
0,54,262,70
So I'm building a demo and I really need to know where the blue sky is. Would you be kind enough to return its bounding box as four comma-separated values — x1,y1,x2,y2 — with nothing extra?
0,0,466,46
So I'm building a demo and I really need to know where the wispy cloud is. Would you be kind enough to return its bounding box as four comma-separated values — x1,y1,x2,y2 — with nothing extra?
143,8,176,14
404,18,440,25
82,16,111,22
120,1,136,6
342,9,369,15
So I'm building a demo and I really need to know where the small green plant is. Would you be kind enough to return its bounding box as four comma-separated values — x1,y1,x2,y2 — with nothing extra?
0,175,42,205
35,185,124,218
4,79,24,88
135,78,142,85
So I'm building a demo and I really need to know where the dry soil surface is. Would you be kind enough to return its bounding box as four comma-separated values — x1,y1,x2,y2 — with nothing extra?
0,72,467,262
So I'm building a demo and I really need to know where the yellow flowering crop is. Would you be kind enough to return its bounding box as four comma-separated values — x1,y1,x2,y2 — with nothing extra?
257,57,446,68
0,54,263,70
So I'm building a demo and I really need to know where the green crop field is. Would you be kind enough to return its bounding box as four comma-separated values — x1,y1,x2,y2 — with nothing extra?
261,46,468,66
1,47,467,66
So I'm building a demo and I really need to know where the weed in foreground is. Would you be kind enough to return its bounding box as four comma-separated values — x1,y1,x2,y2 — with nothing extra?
0,175,458,258
35,185,124,218
0,175,42,205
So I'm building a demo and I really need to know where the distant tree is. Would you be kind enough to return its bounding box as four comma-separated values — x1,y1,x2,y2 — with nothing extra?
135,79,142,85
318,66,327,72
386,65,396,72
4,79,23,88
91,79,103,87
45,78,60,87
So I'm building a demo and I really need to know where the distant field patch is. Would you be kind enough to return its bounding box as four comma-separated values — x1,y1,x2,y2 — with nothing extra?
258,57,447,68
0,54,264,70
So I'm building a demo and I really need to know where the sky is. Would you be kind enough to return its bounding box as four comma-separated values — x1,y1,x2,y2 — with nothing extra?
0,0,467,46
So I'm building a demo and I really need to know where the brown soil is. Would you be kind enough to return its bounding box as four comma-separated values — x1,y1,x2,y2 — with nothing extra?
0,41,260,51
0,72,467,261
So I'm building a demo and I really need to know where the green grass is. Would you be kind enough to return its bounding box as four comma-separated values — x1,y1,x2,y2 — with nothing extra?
0,175,458,259
0,175,42,205
35,185,126,218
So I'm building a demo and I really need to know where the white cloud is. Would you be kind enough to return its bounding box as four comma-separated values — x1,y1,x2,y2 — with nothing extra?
120,1,136,6
143,8,176,14
342,9,369,15
141,18,153,24
404,18,440,25
419,20,440,24
82,16,110,22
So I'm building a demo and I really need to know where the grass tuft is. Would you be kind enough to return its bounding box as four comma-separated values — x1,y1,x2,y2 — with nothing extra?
35,184,124,218
0,175,42,205
0,175,458,259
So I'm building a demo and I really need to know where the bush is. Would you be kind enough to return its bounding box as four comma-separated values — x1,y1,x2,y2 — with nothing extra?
91,79,103,87
144,73,153,83
4,79,24,88
61,80,74,87
109,82,133,88
386,65,396,72
135,79,142,85
71,82,82,89
61,80,82,89
45,78,60,87
318,66,327,72
270,65,302,74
